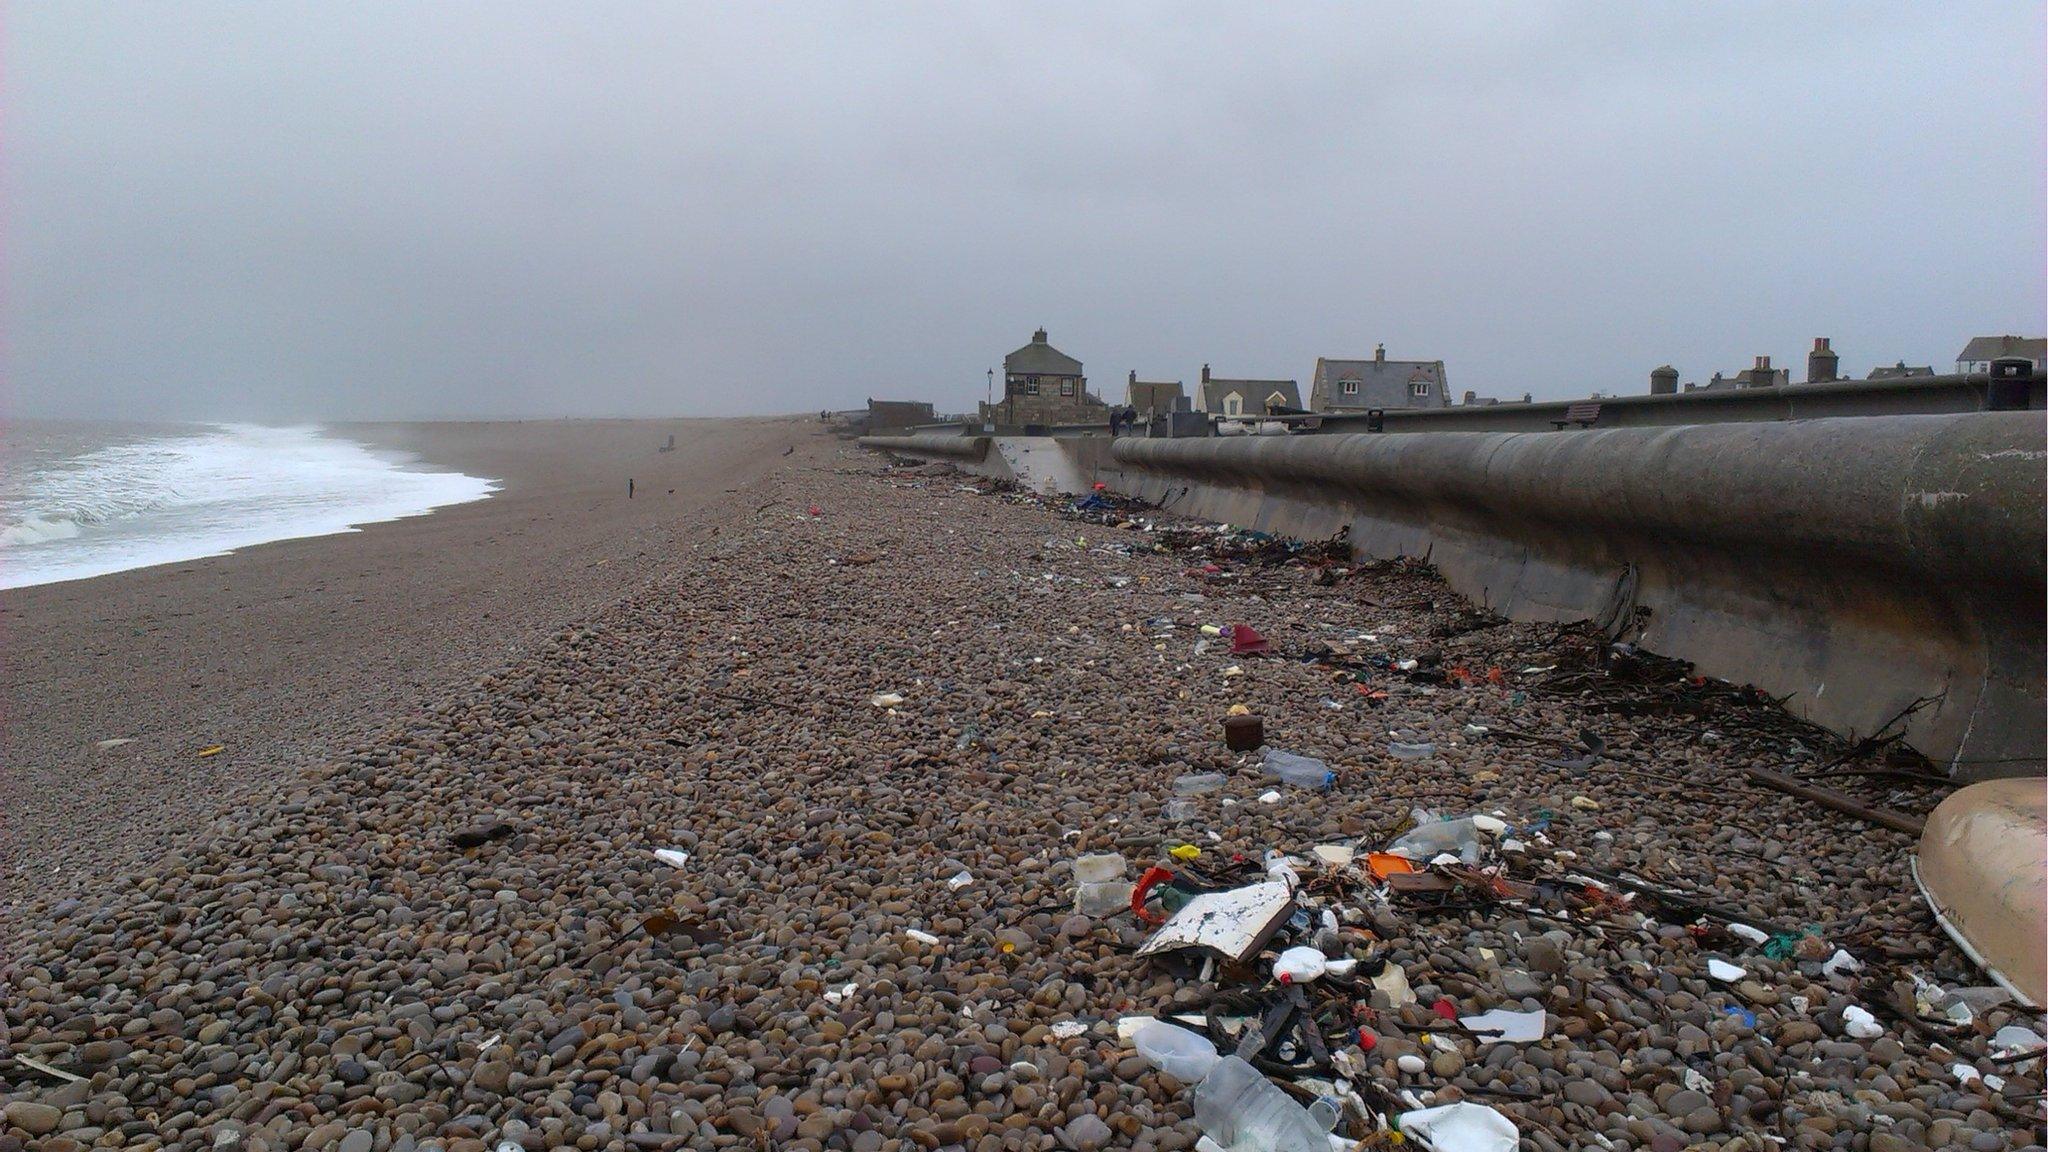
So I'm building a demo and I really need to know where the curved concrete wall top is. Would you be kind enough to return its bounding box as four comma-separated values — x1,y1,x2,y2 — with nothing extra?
1112,413,2045,775
1116,414,2045,588
859,433,991,462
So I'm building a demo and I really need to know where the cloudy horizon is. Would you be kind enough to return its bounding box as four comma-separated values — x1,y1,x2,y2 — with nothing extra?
7,2,2044,421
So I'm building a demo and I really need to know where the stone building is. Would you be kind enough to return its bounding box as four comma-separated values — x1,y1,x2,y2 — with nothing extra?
1126,371,1186,418
1869,361,1935,380
1308,346,1450,411
865,398,936,431
1198,365,1302,417
980,328,1107,429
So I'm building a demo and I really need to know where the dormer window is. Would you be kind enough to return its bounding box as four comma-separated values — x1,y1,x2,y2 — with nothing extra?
1410,381,1431,398
1342,380,1360,396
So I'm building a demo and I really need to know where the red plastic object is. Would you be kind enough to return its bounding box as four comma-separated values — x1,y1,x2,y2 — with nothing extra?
1229,625,1271,655
1130,865,1177,925
1431,997,1458,1022
1357,1029,1378,1052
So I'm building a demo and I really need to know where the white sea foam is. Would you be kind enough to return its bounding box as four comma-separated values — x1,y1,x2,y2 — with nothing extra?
0,423,498,589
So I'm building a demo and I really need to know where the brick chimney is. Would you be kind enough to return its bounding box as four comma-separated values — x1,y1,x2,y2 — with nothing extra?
1807,337,1839,383
1650,365,1679,395
1374,343,1386,364
1128,369,1137,386
1201,363,1211,384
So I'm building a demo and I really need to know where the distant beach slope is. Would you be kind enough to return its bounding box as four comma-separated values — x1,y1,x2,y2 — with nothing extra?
0,415,821,913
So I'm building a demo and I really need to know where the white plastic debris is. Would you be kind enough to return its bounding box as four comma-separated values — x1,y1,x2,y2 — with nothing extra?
1470,814,1508,835
1273,946,1329,984
1324,957,1359,977
1263,850,1304,889
1312,844,1355,867
905,928,941,945
1707,958,1746,982
1728,923,1771,945
1372,963,1418,1007
1991,1024,2047,1060
652,848,691,869
1460,1008,1547,1045
1049,1020,1088,1039
1951,1062,1982,1085
823,982,857,1005
947,870,974,891
870,692,905,708
1396,1101,1519,1152
1842,1005,1883,1039
1258,790,1283,804
1821,949,1864,979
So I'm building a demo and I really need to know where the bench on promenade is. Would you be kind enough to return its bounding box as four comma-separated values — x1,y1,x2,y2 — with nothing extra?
1552,402,1602,429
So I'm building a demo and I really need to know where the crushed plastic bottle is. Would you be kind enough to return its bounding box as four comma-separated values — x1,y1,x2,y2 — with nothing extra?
1174,772,1228,795
1192,1055,1329,1152
1261,748,1334,790
1386,739,1435,760
1386,814,1485,864
1073,853,1133,916
1164,798,1199,823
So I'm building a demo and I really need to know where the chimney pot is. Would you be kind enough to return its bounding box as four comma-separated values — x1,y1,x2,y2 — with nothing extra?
1374,343,1386,364
1201,363,1210,383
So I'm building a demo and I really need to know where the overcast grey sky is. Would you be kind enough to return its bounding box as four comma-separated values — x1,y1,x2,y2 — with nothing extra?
7,2,2043,420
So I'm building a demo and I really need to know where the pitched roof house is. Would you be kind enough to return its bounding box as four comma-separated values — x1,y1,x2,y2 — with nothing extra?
1309,346,1449,410
1957,335,2046,373
980,328,1105,429
1126,371,1186,416
1197,364,1302,417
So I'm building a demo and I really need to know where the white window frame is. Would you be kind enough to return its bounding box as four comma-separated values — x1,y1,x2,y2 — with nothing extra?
1341,380,1360,396
1410,381,1431,398
1266,391,1288,411
1060,379,1075,397
1025,377,1040,396
1223,394,1244,416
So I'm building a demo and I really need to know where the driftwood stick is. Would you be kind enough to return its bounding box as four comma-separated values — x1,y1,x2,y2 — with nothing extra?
1744,767,1924,835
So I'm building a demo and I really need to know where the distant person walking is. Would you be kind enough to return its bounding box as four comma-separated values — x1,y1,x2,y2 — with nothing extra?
628,478,635,499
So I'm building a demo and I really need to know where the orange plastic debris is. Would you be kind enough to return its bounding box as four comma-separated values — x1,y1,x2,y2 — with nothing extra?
1366,852,1417,880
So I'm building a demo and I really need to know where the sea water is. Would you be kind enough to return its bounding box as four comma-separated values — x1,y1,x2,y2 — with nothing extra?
0,422,498,589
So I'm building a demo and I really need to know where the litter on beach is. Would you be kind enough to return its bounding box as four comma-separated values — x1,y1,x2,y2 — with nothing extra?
1136,881,1294,963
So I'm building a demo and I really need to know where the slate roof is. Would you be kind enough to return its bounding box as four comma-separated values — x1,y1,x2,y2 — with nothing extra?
1200,377,1303,413
1311,356,1449,410
1957,335,2046,363
1004,329,1083,376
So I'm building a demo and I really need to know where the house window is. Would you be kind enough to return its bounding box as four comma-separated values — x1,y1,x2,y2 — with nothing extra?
1342,380,1359,396
1266,391,1288,411
1025,377,1040,396
1410,381,1431,398
1060,379,1075,397
1223,394,1243,416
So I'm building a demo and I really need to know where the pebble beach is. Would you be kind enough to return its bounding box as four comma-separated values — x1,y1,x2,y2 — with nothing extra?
3,431,2042,1152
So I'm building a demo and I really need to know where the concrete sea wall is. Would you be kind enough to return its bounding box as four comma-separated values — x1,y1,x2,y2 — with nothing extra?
866,415,2046,777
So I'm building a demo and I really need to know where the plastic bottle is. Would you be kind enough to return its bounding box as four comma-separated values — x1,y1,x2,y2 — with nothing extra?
1173,772,1228,795
1073,853,1132,916
1261,748,1334,790
1192,1056,1329,1152
1386,815,1483,864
